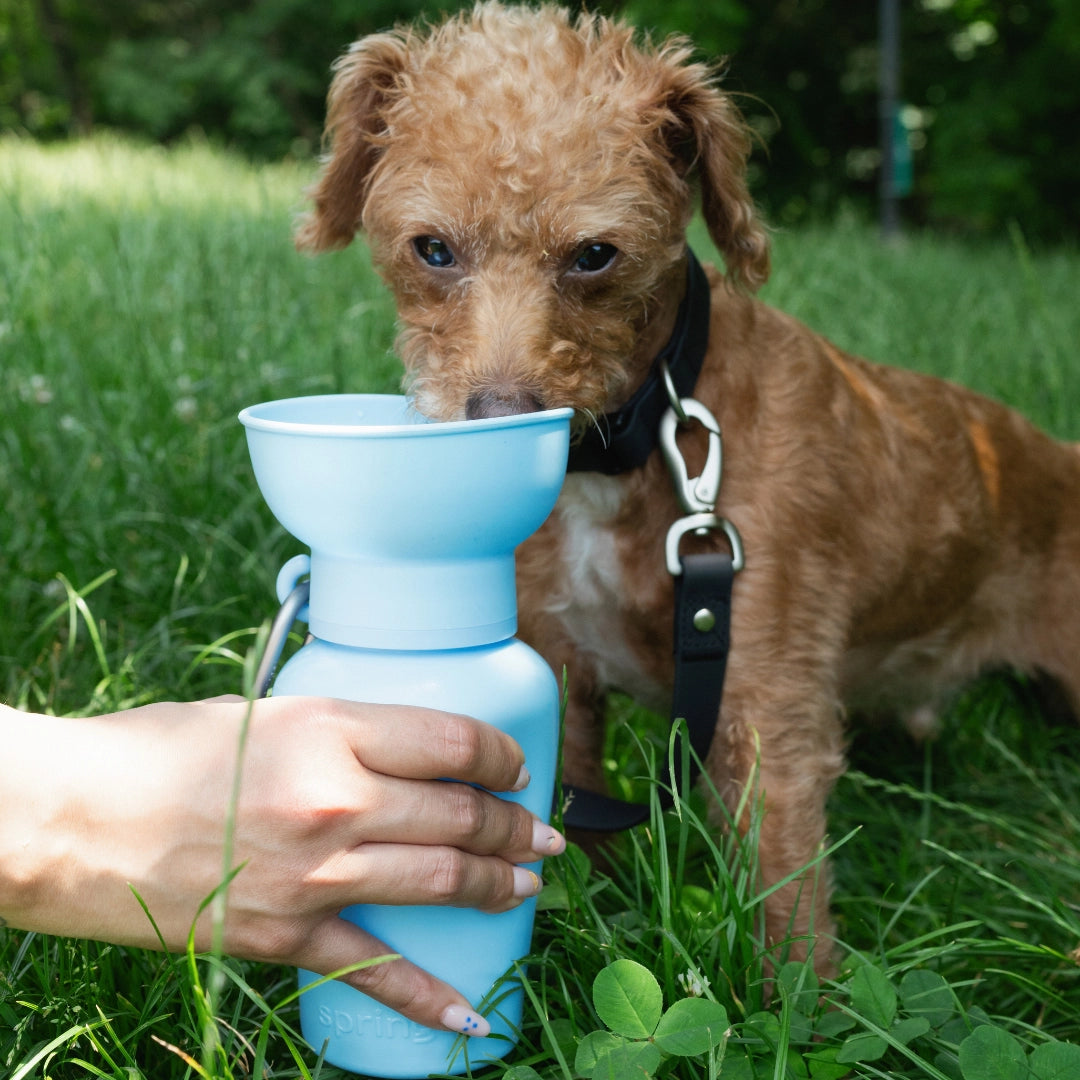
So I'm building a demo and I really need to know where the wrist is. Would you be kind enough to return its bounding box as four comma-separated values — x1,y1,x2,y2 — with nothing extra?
0,707,83,929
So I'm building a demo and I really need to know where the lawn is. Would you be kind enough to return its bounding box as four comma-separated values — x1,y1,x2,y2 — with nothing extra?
2,135,1079,1079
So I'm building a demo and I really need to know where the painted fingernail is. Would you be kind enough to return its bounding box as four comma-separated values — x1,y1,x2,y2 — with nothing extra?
513,866,542,897
511,764,530,792
441,1004,491,1038
532,820,566,855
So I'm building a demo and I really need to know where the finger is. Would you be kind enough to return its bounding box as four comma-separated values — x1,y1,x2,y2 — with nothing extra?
351,775,564,861
321,843,544,913
322,700,529,791
293,916,493,1038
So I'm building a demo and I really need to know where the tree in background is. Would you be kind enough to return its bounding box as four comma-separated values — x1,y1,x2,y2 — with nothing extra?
619,0,1080,240
1,0,1077,240
909,0,1080,237
0,0,441,155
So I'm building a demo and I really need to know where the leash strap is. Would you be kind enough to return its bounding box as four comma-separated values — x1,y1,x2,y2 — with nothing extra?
561,549,734,831
671,551,734,764
670,550,734,783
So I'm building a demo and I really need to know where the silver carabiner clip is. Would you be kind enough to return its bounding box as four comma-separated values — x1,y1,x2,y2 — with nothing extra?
658,362,744,577
659,377,723,516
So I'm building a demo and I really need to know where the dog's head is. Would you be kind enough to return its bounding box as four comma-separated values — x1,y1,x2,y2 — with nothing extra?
297,1,770,423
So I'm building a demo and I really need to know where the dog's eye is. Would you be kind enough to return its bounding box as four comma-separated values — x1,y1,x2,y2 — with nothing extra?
573,243,617,274
413,236,456,269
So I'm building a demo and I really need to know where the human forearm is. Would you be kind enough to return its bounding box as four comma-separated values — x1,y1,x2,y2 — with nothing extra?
0,701,233,944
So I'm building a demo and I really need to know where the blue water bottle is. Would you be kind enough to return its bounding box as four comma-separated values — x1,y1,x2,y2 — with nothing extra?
239,394,571,1077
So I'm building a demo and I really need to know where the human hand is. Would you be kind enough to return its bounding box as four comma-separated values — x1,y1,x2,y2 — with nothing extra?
0,696,565,1035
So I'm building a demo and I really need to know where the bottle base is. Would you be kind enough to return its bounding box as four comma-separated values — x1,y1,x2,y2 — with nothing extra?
299,970,520,1078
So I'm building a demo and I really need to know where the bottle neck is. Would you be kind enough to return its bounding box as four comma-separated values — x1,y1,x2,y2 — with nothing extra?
305,551,518,650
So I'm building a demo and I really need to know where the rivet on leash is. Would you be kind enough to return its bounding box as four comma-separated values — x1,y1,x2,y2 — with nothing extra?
693,608,717,633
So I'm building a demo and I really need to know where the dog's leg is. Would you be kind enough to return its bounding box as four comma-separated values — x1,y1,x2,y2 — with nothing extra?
1022,534,1080,724
515,603,608,798
711,654,847,975
559,669,609,800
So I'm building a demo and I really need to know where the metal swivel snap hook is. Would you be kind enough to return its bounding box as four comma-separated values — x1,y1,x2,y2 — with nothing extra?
659,361,744,576
665,512,745,576
660,396,723,515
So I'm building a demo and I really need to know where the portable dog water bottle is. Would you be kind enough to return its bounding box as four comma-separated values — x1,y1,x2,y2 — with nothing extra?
238,393,571,1078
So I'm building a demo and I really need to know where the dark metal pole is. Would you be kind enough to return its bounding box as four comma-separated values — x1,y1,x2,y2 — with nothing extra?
879,0,900,238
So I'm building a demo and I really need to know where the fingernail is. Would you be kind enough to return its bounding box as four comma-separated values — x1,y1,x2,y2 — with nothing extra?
513,866,542,897
532,820,566,855
511,764,530,792
441,1004,491,1038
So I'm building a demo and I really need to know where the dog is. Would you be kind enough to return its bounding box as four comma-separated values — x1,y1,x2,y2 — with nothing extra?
295,1,1080,972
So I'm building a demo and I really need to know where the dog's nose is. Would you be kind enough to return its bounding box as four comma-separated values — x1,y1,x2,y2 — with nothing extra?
465,387,544,420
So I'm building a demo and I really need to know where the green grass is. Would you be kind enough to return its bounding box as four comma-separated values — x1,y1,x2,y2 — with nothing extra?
2,135,1080,1078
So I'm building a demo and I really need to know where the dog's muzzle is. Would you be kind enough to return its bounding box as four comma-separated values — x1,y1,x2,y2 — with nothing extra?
466,386,545,420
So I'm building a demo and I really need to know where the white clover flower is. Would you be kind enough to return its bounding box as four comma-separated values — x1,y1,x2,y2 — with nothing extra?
173,396,198,422
677,970,710,997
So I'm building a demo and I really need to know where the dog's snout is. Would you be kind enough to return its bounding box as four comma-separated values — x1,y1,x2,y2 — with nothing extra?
465,386,545,420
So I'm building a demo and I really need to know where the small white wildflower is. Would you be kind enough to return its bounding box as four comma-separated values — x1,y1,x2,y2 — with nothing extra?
29,374,53,404
59,414,80,433
173,395,198,421
677,970,710,997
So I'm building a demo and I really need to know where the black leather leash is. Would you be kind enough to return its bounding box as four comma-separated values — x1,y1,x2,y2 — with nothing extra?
559,249,743,832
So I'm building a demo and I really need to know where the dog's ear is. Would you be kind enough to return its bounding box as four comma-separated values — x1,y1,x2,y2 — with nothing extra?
294,33,410,253
653,52,771,291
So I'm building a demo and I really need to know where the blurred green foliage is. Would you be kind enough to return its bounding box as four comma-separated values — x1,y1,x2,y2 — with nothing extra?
2,0,1078,240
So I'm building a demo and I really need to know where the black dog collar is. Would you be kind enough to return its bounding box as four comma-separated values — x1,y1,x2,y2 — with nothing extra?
566,248,711,475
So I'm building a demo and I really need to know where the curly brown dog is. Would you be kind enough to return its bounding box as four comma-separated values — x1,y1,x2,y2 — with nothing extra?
296,1,1080,971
